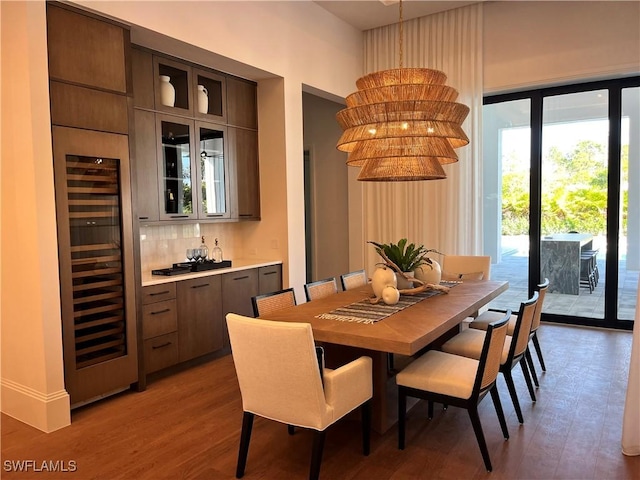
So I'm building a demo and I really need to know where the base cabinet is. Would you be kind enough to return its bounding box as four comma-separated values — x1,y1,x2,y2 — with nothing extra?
177,276,223,362
141,264,280,378
142,283,178,374
258,264,283,295
222,269,259,319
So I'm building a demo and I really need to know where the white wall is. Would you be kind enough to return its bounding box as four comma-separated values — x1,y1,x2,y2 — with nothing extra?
1,1,70,432
484,1,640,93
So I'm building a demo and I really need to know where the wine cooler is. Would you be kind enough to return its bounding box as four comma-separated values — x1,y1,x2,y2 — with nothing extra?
52,126,138,406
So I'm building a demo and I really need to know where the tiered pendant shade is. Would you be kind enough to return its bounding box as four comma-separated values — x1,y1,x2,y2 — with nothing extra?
358,156,446,182
336,67,470,181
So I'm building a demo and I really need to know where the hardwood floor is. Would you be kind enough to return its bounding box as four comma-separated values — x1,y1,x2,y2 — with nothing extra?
2,324,639,479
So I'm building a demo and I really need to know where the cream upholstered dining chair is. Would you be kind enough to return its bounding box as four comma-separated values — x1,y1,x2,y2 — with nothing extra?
304,277,338,302
396,312,511,472
340,270,368,291
226,313,373,480
469,279,550,387
441,292,539,424
251,287,297,317
441,255,491,281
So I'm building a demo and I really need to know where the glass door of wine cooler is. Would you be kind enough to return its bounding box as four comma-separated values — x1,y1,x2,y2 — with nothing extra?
52,126,137,406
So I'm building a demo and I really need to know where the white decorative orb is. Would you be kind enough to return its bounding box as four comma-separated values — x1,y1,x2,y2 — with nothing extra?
371,266,397,299
382,286,400,305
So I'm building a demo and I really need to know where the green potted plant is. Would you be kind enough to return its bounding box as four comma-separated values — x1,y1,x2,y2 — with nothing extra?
369,239,442,288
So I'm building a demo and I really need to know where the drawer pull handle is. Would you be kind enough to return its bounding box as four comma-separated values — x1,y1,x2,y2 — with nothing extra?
206,214,223,217
139,216,149,220
191,283,210,289
263,271,276,276
150,308,171,315
150,290,170,296
152,342,172,350
169,215,189,218
234,275,249,281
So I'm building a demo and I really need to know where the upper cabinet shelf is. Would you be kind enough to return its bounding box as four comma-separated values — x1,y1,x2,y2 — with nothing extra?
193,69,226,123
154,57,193,115
133,51,227,125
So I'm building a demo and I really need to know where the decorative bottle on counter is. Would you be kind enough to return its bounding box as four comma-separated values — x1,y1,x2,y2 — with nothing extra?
200,236,209,261
212,238,223,262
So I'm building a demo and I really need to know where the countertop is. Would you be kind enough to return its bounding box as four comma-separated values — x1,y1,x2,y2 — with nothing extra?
141,259,283,287
541,233,592,244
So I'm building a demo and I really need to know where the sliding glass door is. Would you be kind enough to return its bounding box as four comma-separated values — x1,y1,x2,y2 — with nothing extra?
619,86,640,321
484,77,639,330
540,90,608,319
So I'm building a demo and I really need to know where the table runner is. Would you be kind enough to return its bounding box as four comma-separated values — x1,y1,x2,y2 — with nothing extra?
317,283,457,324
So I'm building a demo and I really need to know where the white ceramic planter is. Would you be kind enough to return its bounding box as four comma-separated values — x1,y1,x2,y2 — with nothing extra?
415,259,442,285
396,271,415,290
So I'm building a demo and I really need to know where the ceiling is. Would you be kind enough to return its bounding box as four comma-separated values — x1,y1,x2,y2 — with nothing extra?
313,0,481,31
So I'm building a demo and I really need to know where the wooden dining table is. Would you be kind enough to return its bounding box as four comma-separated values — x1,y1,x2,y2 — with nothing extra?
259,279,509,433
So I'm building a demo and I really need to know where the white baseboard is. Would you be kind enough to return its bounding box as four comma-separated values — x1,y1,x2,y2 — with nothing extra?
1,378,70,432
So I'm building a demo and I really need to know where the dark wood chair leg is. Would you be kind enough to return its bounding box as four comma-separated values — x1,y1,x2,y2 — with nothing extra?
309,430,326,480
361,400,371,456
468,406,492,472
288,425,295,435
236,412,254,478
398,388,406,450
532,332,547,371
490,385,509,440
525,348,539,387
387,353,395,373
520,357,536,402
503,370,524,424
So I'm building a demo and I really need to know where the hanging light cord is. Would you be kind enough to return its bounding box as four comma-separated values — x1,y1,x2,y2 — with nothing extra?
399,0,404,70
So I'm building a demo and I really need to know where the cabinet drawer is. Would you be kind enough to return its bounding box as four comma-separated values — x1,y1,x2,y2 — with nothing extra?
142,283,176,304
142,299,177,339
144,333,179,374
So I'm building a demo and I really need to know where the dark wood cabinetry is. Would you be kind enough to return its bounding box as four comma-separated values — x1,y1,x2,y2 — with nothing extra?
49,82,129,135
142,284,178,373
130,46,259,224
140,264,281,378
52,126,138,406
227,77,257,129
229,127,260,220
222,269,259,318
46,4,127,93
177,276,224,362
133,109,160,221
132,48,155,110
47,3,138,407
258,264,283,295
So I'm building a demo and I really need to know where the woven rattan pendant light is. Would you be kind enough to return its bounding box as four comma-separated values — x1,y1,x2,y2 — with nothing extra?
336,0,470,181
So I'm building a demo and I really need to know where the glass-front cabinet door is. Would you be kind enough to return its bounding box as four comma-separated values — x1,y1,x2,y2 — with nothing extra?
157,115,196,220
197,122,229,219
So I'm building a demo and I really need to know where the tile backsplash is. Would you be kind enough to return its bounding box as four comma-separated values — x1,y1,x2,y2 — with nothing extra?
140,223,237,271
